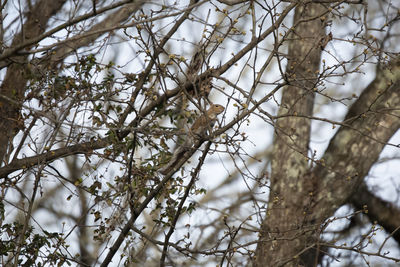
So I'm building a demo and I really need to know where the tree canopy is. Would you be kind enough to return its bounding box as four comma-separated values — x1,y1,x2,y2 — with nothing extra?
1,0,400,266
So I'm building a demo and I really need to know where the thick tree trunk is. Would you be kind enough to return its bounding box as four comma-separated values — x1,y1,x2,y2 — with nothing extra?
255,2,400,266
255,3,328,266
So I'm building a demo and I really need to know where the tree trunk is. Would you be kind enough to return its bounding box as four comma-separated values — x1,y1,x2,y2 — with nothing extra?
255,3,329,266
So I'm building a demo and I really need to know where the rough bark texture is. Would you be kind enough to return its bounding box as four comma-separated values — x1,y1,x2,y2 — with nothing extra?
255,3,327,266
313,63,400,215
255,3,400,266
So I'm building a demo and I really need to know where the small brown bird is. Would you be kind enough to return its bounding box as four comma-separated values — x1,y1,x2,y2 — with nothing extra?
190,104,225,135
159,104,225,175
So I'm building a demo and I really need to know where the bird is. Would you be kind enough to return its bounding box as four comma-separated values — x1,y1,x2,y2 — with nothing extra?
190,104,225,136
159,104,225,175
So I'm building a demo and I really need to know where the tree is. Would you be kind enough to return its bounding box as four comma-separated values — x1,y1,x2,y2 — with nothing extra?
1,0,400,266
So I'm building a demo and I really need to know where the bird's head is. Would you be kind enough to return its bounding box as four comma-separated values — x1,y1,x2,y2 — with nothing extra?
208,104,225,116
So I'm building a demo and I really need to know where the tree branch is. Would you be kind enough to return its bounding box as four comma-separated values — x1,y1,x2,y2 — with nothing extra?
351,182,400,245
313,60,400,219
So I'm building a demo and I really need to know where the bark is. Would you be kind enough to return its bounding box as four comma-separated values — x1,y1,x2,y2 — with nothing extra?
351,182,400,245
312,61,400,220
255,3,400,265
0,0,67,163
255,3,328,266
